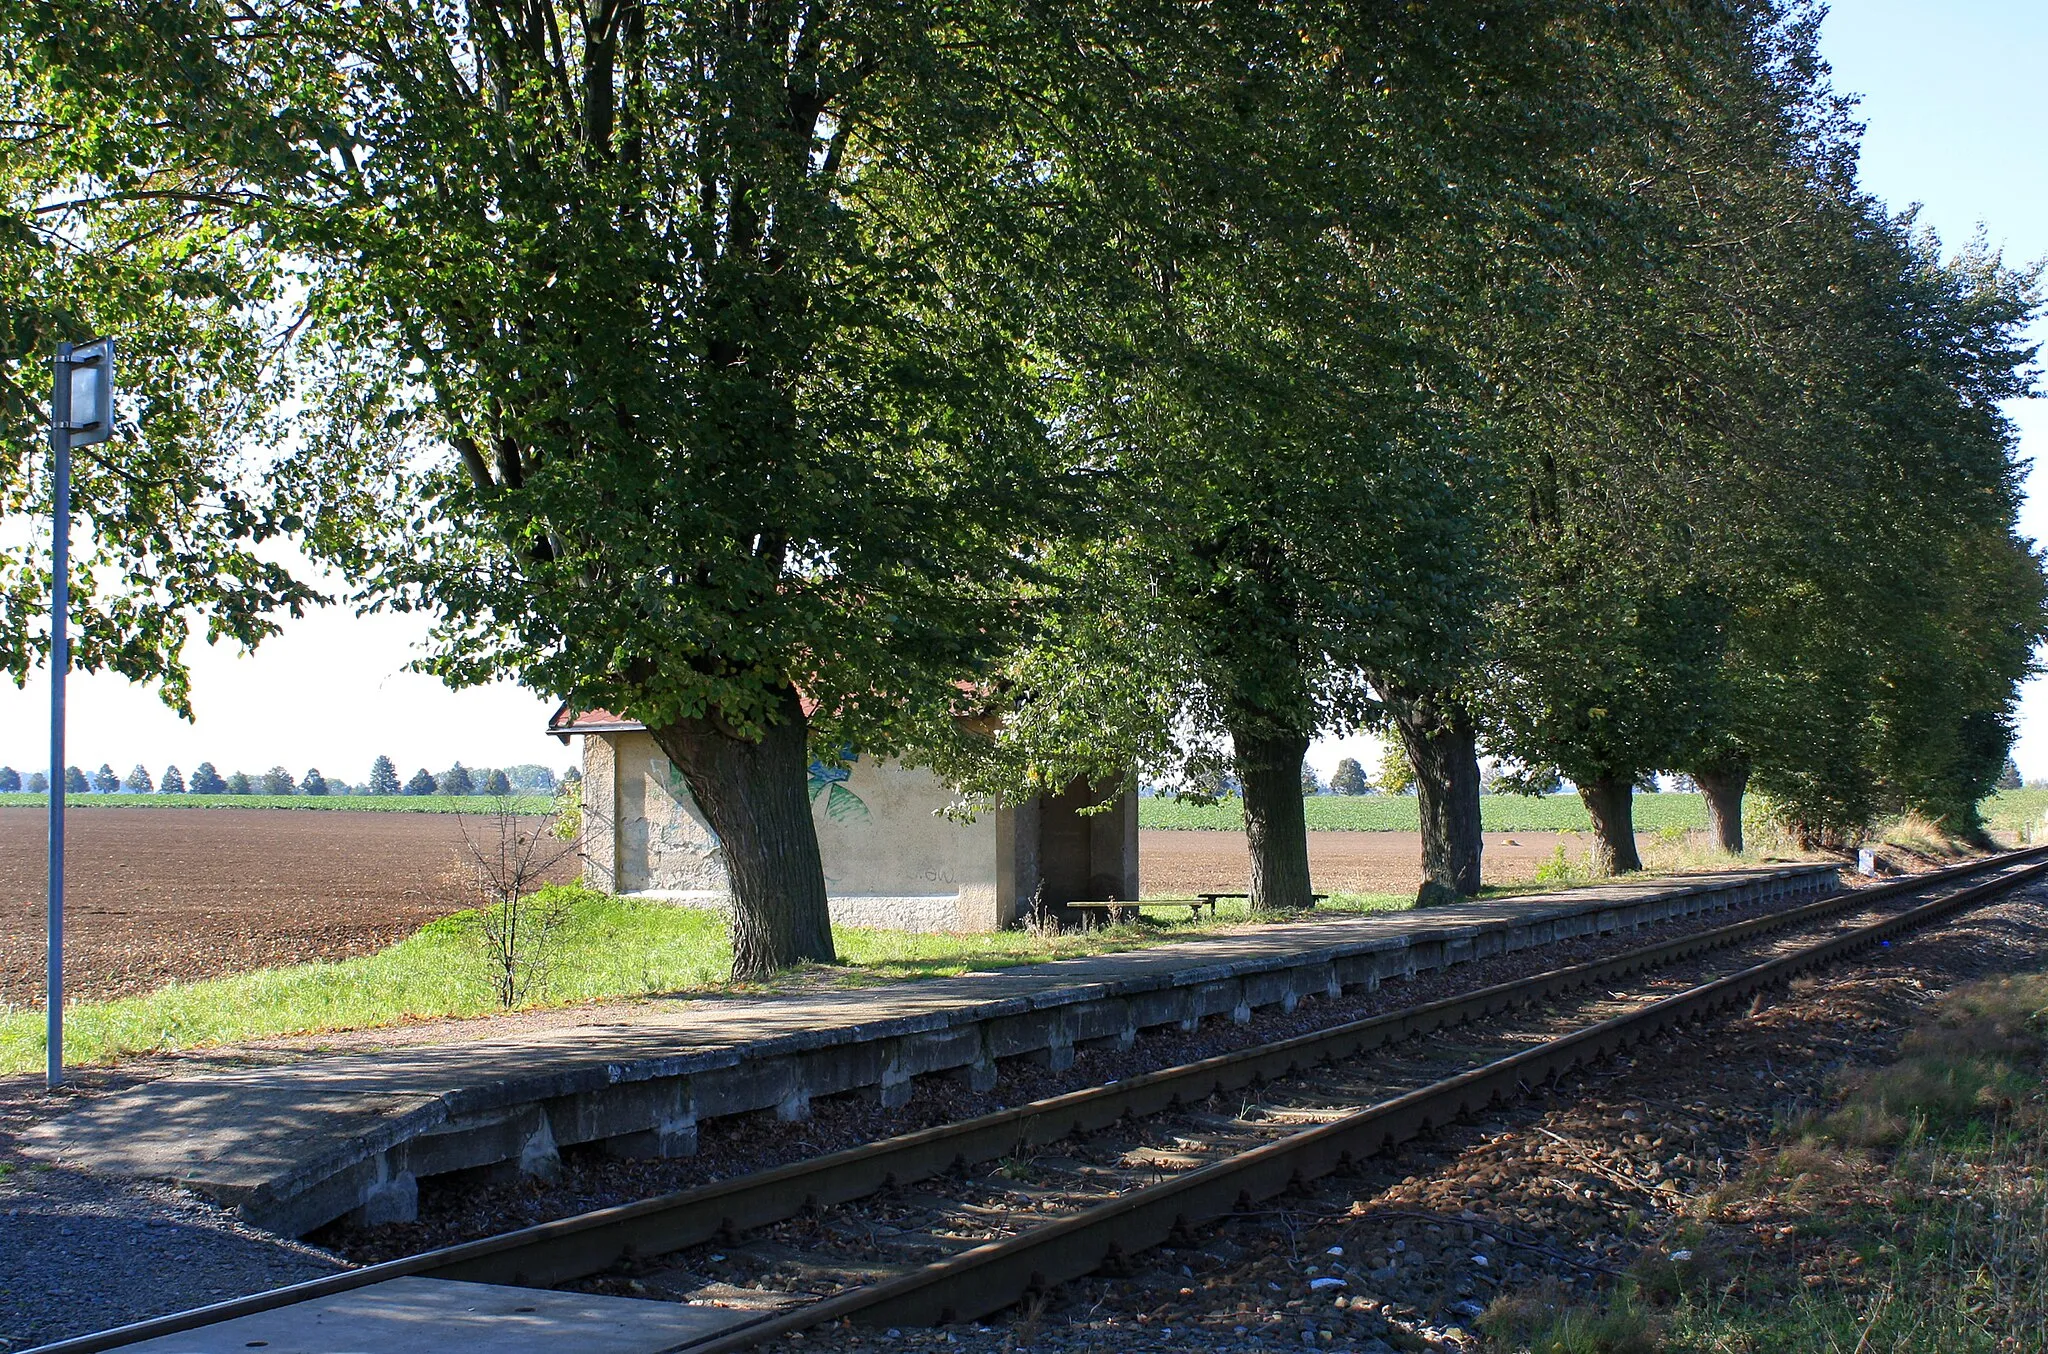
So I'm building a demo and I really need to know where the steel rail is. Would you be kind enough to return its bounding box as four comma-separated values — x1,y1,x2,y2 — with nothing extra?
659,851,2048,1351
32,848,2045,1354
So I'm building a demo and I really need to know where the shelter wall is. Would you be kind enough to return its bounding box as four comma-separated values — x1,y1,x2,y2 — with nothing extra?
585,732,1001,931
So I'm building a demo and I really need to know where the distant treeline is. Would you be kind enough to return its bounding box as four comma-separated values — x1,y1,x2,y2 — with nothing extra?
0,757,577,798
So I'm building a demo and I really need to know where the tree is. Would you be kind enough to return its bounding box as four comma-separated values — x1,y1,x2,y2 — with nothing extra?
26,771,47,792
31,1,1148,981
160,765,185,793
405,769,437,796
0,767,17,792
259,766,295,795
1998,758,2024,792
925,1,1663,915
366,755,401,796
1381,687,1484,896
1464,8,2046,865
562,767,583,788
188,761,225,794
503,764,556,792
438,764,475,797
0,42,320,726
65,766,89,793
122,764,153,793
484,769,512,796
224,771,252,794
300,768,327,796
1300,765,1322,797
92,764,119,793
1329,758,1370,797
1377,743,1416,797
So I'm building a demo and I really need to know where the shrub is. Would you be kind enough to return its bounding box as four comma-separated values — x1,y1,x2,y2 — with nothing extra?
0,767,17,792
188,762,227,794
25,771,48,792
405,768,438,795
367,755,401,795
438,763,475,795
160,765,185,793
65,766,89,793
484,769,512,795
301,768,328,796
122,764,153,793
225,771,252,794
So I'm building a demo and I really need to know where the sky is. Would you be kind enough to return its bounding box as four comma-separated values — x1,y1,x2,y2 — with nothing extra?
0,2,2043,788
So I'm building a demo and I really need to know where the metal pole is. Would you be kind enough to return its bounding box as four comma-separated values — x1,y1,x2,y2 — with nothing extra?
48,341,71,1089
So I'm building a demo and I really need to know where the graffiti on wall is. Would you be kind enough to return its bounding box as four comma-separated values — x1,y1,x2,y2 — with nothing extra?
808,757,871,824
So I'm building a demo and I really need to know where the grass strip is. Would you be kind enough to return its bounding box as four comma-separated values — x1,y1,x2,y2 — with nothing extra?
0,887,1412,1074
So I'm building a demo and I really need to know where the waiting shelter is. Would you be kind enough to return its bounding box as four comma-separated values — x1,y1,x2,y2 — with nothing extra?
549,706,1139,931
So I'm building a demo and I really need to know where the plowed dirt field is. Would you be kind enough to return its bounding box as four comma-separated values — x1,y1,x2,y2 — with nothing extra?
0,807,553,1007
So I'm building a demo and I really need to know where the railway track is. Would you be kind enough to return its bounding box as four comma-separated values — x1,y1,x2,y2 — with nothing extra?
38,848,2048,1354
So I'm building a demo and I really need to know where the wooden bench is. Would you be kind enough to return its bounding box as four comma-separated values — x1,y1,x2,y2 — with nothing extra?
1065,896,1218,927
1195,891,1328,911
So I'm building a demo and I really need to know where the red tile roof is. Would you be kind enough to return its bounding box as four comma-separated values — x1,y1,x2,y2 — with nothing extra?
547,703,647,741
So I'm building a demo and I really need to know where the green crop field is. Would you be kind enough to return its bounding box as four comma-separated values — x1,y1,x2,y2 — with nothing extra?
1144,788,2043,835
0,792,555,815
1981,787,2048,836
1140,791,1713,833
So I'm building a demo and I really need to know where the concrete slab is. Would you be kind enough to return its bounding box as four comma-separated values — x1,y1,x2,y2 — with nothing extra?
115,1277,751,1354
23,865,1835,1236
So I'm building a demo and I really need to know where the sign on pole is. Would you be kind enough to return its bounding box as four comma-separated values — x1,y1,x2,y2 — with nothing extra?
48,337,113,1089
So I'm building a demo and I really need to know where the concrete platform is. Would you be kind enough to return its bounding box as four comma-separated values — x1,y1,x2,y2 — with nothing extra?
114,1277,749,1353
24,866,1835,1237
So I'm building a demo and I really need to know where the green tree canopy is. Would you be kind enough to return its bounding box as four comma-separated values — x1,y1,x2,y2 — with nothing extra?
16,0,1153,976
1328,758,1370,797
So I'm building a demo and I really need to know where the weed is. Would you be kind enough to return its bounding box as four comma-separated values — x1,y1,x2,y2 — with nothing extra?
1481,1283,1657,1353
454,800,587,1007
1535,838,1593,885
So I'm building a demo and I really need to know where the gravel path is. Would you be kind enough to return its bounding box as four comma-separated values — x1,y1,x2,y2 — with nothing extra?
0,1092,345,1350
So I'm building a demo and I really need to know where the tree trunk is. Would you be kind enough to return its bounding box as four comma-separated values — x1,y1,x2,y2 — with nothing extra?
651,685,836,980
1232,727,1316,913
1693,762,1749,854
1578,775,1642,874
1391,699,1483,902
